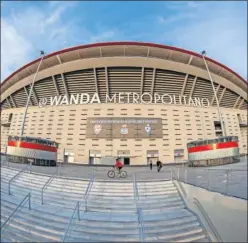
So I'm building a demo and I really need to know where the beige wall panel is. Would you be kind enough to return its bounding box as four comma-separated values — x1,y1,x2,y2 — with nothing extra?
1,104,247,162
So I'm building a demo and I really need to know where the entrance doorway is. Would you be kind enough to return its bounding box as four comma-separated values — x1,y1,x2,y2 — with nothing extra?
123,157,130,165
64,150,74,163
89,157,101,165
64,155,68,163
174,149,185,163
64,154,74,163
89,150,101,165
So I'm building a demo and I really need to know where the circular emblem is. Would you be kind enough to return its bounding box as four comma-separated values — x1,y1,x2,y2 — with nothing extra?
121,124,128,135
38,98,47,108
94,124,102,135
145,124,152,135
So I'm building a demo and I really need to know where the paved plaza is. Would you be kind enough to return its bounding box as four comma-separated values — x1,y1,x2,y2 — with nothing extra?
1,156,247,199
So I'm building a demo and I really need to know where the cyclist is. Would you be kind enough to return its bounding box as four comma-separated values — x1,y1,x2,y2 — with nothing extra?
115,158,123,174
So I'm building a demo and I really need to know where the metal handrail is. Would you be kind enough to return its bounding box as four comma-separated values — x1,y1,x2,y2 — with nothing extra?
193,197,223,242
84,172,95,211
8,163,30,195
132,173,137,200
173,181,212,242
133,173,145,241
41,164,61,204
173,179,187,198
1,193,31,233
174,167,247,200
182,167,248,172
170,168,173,180
62,201,81,242
133,173,139,200
137,207,146,242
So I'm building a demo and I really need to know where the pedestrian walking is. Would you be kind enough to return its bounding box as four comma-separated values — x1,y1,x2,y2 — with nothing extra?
149,160,153,170
156,159,162,172
156,159,160,172
158,161,163,172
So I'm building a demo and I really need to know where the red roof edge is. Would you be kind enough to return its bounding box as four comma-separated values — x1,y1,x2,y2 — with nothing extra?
1,41,247,88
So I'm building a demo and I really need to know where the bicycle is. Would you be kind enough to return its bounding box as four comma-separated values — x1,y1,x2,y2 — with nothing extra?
107,167,127,178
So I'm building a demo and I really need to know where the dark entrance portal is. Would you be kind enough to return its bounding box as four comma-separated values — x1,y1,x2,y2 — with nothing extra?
124,157,130,165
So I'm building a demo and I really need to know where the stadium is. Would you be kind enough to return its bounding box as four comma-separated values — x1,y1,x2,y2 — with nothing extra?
1,42,247,165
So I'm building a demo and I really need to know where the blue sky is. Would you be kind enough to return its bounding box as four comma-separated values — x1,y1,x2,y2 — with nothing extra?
1,1,247,81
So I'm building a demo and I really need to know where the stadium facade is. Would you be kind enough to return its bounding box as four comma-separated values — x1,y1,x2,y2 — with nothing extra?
1,42,247,165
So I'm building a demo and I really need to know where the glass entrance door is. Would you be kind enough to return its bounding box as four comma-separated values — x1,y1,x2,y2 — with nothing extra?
124,157,130,165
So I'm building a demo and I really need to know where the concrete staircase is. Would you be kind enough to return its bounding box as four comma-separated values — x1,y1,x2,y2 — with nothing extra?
1,192,71,242
1,166,210,242
137,181,208,242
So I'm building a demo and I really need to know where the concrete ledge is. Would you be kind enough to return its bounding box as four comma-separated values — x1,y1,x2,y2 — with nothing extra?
174,180,247,243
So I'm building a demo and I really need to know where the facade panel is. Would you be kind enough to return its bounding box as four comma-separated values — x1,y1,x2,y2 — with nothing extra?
1,104,247,165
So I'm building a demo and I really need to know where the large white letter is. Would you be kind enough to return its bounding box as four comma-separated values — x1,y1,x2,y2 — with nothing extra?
60,95,69,105
118,92,125,104
181,95,187,105
154,93,161,103
50,96,62,106
90,93,101,104
189,97,196,106
141,93,153,104
194,97,201,106
70,94,80,105
178,95,182,105
161,94,172,104
80,93,90,104
132,93,140,103
126,93,131,103
201,98,210,107
106,94,116,103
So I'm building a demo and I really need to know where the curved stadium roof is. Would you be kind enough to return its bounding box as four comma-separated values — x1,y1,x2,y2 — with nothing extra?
1,42,247,110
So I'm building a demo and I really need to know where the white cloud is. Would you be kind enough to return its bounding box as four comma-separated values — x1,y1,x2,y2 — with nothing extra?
1,1,117,82
1,18,33,80
2,1,245,82
1,2,73,81
158,2,247,79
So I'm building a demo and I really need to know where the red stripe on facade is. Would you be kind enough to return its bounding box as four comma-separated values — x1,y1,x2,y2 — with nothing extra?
188,141,239,153
8,141,57,152
188,144,213,153
216,141,239,149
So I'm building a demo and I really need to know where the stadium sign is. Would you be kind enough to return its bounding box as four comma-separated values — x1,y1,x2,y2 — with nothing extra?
38,92,210,108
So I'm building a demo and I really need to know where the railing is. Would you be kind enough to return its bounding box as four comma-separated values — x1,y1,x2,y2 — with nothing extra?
137,207,146,242
193,198,223,242
61,201,81,242
84,171,95,212
173,167,247,200
173,179,187,199
41,164,61,204
1,193,31,233
173,181,213,242
133,173,139,200
133,173,146,242
8,163,30,195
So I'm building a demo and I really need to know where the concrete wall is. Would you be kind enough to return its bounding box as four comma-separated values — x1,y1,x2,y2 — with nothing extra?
179,182,247,242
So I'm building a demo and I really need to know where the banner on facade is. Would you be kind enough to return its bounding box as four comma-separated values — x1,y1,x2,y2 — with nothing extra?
86,117,163,139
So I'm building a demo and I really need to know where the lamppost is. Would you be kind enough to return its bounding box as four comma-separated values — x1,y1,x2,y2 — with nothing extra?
201,50,226,137
20,51,45,136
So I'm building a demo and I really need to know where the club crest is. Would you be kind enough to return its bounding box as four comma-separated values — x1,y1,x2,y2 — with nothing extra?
120,124,128,135
93,124,102,135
